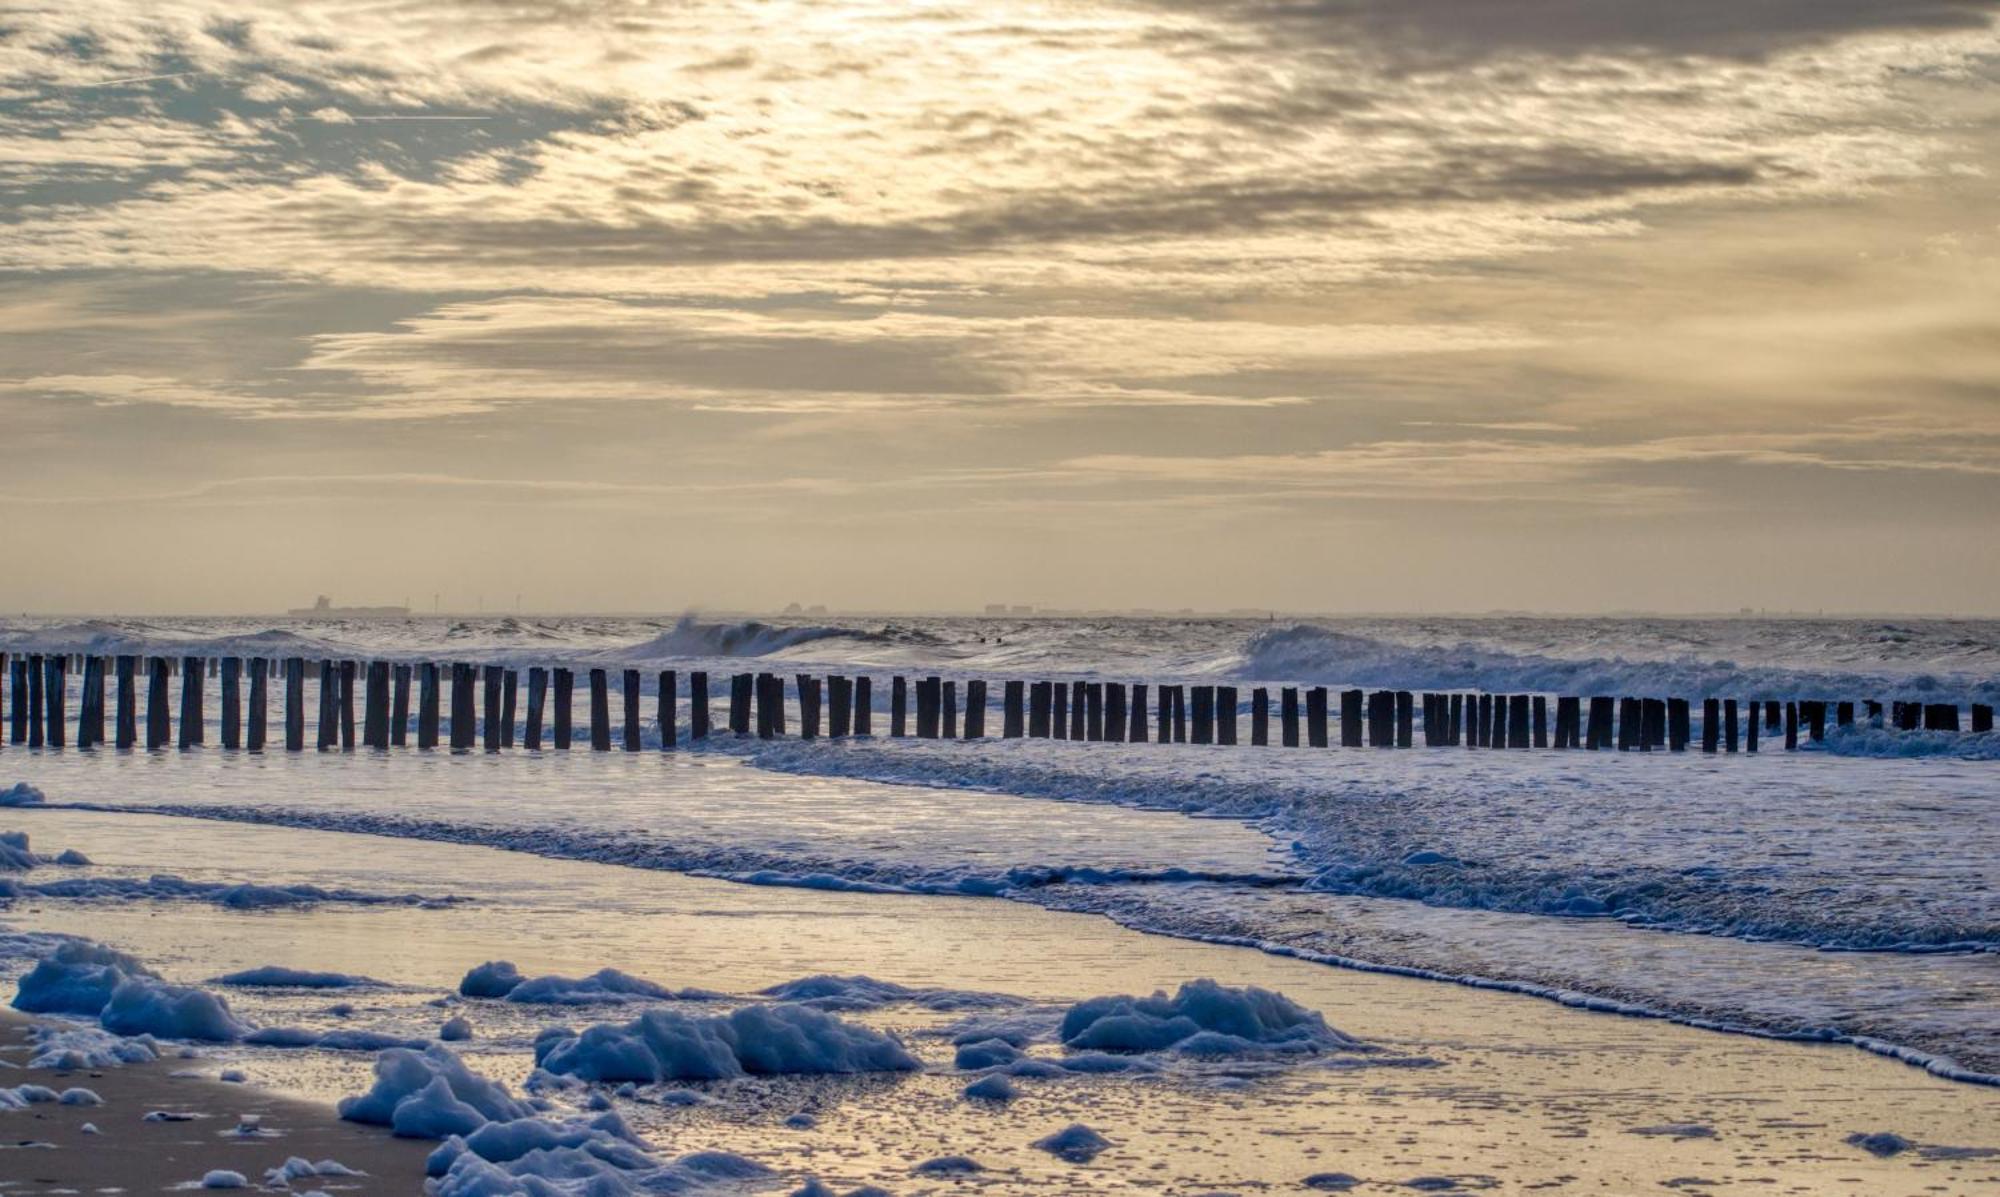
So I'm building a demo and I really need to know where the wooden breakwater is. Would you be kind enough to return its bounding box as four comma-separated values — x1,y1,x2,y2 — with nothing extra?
1,650,1991,757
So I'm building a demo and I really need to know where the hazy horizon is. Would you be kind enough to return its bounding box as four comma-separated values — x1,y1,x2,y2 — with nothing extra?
4,2,1997,615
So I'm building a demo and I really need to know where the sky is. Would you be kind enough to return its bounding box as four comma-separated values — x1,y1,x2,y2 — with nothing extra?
2,1,1997,615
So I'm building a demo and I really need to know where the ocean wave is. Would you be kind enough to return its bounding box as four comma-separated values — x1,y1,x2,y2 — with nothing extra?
1236,624,2000,706
611,615,891,660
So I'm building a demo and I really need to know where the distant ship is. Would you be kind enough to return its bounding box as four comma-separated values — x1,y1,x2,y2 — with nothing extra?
287,595,411,618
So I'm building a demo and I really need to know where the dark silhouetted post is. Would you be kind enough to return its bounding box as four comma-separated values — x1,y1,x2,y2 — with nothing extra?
1172,686,1188,742
1217,686,1237,745
729,673,751,737
481,667,503,752
622,669,642,751
830,675,852,737
1128,683,1148,743
1554,696,1578,749
966,680,987,738
501,671,518,748
1746,702,1759,753
27,654,43,747
116,655,137,749
1028,681,1050,738
524,667,547,750
854,677,872,735
1784,701,1799,750
391,664,411,748
38,656,64,748
285,659,306,751
915,677,937,739
1723,698,1738,752
450,664,475,750
171,655,197,750
1339,689,1362,748
77,656,104,749
247,658,268,752
5,655,21,744
1250,687,1268,746
1053,682,1068,740
1507,696,1529,750
656,670,676,749
1587,697,1614,750
692,672,711,740
590,668,612,749
1702,699,1719,753
1304,687,1328,748
1972,704,1993,733
417,663,439,749
1004,680,1025,738
1805,700,1825,743
1083,682,1101,741
1924,703,1960,732
1072,681,1088,741
941,680,958,738
363,661,387,749
1281,687,1299,747
891,676,908,737
1397,691,1414,748
147,658,172,749
339,661,356,750
1765,700,1779,731
1532,696,1547,749
1192,685,1214,745
799,675,822,740
1836,701,1854,728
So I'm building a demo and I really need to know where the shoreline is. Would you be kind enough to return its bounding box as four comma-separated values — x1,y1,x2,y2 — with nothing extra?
0,1009,430,1192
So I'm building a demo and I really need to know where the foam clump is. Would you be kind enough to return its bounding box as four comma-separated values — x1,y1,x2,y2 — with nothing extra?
25,1024,161,1070
440,1016,474,1042
199,1170,248,1189
211,966,384,989
1033,1122,1114,1163
338,1045,536,1136
1059,979,1362,1057
13,940,246,1043
0,783,45,808
264,1157,363,1186
101,976,249,1042
534,1003,920,1082
761,973,1010,1013
456,960,715,1005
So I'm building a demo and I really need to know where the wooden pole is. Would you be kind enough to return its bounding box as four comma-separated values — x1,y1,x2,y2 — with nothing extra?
1339,689,1362,748
1053,681,1069,740
914,677,936,739
852,677,871,735
115,655,136,749
1307,687,1330,748
830,675,853,737
1397,691,1414,749
943,679,958,739
216,657,238,749
44,655,66,748
76,656,103,749
1004,680,1026,738
890,676,907,737
501,671,518,748
362,661,387,749
1171,685,1188,742
799,675,822,740
171,655,196,749
1924,703,1960,732
691,672,711,740
1280,687,1299,747
1531,695,1547,749
481,666,502,752
1701,699,1719,753
1250,687,1268,746
27,654,42,747
659,670,677,749
1217,686,1238,746
966,680,987,738
1028,681,1050,737
1191,685,1214,745
1083,682,1102,741
1723,698,1738,752
285,659,306,751
246,658,267,752
145,658,171,749
524,667,547,749
1804,700,1825,743
1507,696,1530,750
446,664,472,750
590,668,612,749
1835,700,1854,728
338,661,356,750
7,656,25,744
1104,682,1127,744
730,672,753,737
1785,701,1799,750
622,668,642,751
1128,683,1148,743
1973,704,1994,733
1745,701,1759,753
416,663,438,749
1072,681,1088,741
390,664,411,747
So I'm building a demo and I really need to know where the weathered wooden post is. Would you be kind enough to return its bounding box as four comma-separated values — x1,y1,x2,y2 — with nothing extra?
1217,686,1238,745
798,675,822,740
728,672,751,737
622,668,642,751
1784,701,1799,750
1665,698,1687,752
966,679,987,738
1004,680,1026,738
1084,682,1102,741
1072,681,1089,740
915,676,937,738
1723,698,1738,752
854,677,872,735
1553,696,1577,749
1615,698,1636,751
1835,700,1854,728
389,664,410,748
692,672,711,740
144,658,170,749
1028,681,1050,737
657,671,676,750
524,667,547,749
362,661,387,749
214,657,237,749
1306,687,1330,748
1701,699,1719,753
1587,697,1614,750
1531,696,1547,749
942,680,958,738
42,656,66,748
501,671,518,748
26,654,43,747
415,663,437,749
1745,701,1759,753
1172,685,1189,742
284,659,306,751
7,656,26,744
1250,687,1269,746
1973,704,1994,733
76,656,103,749
1805,700,1825,743
1363,690,1387,748
1925,702,1959,732
114,655,137,749
169,655,196,750
246,658,267,752
1103,682,1126,742
1339,689,1362,748
830,675,853,737
1281,687,1300,747
339,661,357,750
447,664,474,750
1191,685,1214,745
590,668,612,749
1395,691,1414,748
1052,681,1069,740
1765,700,1780,731
481,667,503,752
1128,683,1148,743
1866,700,1884,727
891,676,908,737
